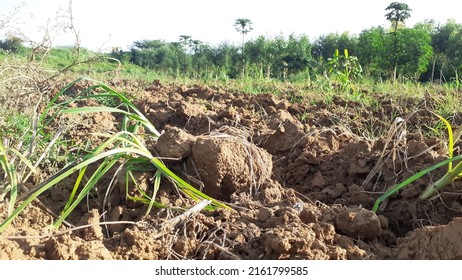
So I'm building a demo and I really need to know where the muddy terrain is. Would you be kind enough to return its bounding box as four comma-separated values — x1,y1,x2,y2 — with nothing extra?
1,80,462,260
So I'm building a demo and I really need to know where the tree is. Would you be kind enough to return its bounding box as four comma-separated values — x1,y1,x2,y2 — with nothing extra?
130,40,177,72
283,34,313,77
234,18,253,77
245,35,270,78
234,18,253,49
312,32,358,61
0,36,25,53
429,20,462,81
385,2,412,32
357,27,387,78
385,2,412,80
211,42,241,78
383,27,433,80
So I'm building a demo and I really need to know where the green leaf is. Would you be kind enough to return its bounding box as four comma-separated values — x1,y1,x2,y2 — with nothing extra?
433,113,454,172
372,155,462,213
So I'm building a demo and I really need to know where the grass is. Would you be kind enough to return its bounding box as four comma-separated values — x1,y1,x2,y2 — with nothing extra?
372,112,462,212
3,49,462,227
0,113,31,142
0,77,229,232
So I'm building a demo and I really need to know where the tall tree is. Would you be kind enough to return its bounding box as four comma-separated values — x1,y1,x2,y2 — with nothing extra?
357,27,387,78
234,18,253,50
385,2,412,32
234,18,253,77
384,28,433,80
385,2,412,80
312,32,358,61
431,19,462,81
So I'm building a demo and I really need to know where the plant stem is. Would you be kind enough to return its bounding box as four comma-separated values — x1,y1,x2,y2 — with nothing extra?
420,161,462,199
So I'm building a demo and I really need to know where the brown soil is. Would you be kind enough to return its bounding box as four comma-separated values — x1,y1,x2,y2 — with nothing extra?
1,80,462,260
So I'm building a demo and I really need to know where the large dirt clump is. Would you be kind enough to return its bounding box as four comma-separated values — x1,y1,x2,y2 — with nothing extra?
156,126,273,200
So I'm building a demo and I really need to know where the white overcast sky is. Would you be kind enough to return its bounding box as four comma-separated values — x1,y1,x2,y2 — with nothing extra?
0,0,461,51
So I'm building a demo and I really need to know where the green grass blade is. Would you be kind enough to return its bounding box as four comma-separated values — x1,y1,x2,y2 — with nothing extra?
67,77,161,137
0,77,229,233
61,156,120,215
433,113,454,172
420,159,462,199
128,195,169,209
149,157,230,210
7,148,35,171
88,131,151,157
55,157,118,228
145,169,162,216
372,154,462,213
62,107,153,132
0,147,150,232
41,77,160,137
62,106,128,114
63,165,88,212
0,142,18,214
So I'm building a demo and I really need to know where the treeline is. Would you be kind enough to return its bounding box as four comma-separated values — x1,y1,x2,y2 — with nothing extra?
106,19,461,83
1,20,461,83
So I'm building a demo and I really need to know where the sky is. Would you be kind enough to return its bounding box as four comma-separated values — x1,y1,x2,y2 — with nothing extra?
0,0,461,51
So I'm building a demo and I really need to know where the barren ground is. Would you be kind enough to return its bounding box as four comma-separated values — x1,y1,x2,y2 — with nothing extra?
1,80,462,260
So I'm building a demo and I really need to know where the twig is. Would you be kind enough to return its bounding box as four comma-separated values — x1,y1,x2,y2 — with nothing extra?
200,241,241,260
152,200,211,239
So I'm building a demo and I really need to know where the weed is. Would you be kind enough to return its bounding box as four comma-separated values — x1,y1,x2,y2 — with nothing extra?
326,49,363,92
1,113,31,142
297,110,309,123
372,112,462,212
0,78,228,232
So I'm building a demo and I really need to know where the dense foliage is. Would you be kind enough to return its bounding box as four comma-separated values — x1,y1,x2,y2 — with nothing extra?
2,10,461,83
104,19,462,83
